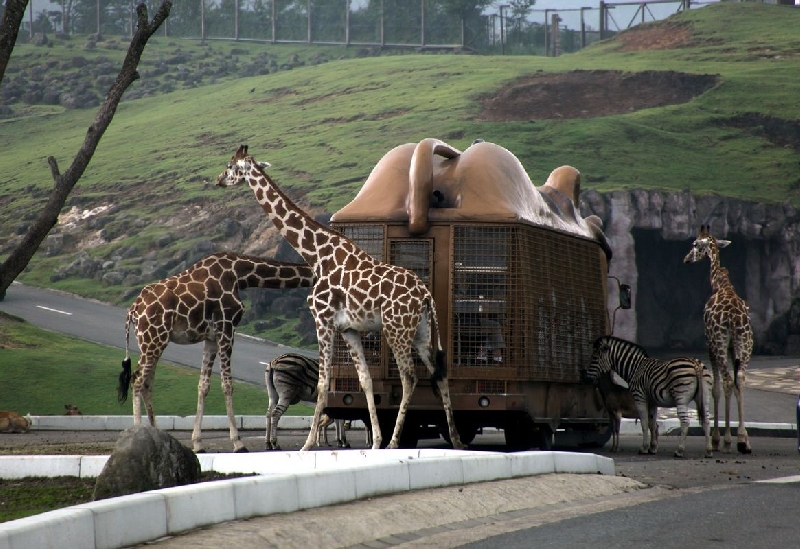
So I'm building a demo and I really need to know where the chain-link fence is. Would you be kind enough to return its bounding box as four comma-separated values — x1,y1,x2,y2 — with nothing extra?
17,0,700,56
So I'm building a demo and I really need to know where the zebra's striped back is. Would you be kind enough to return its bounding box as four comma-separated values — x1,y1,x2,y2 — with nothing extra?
267,353,320,397
588,336,707,408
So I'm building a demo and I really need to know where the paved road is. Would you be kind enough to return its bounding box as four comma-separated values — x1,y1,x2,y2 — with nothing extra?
0,282,315,387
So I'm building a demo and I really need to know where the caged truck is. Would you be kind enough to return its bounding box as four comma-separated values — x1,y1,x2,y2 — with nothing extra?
323,138,630,450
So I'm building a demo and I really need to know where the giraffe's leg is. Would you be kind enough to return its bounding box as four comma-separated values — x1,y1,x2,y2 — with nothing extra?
388,350,418,450
722,370,734,453
301,335,336,451
710,364,722,451
673,403,691,458
339,330,383,450
191,339,217,453
699,377,713,458
412,315,463,450
133,351,162,428
735,367,751,454
217,336,246,453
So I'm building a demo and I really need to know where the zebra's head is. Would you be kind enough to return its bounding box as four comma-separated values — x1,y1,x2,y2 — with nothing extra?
581,336,615,383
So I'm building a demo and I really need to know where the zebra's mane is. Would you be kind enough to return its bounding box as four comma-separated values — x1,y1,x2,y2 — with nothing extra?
597,335,649,358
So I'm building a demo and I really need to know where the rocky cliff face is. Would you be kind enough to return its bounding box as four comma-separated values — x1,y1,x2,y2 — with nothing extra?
581,189,800,355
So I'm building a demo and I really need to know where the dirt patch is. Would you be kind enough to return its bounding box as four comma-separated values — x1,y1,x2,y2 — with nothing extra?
716,112,800,152
479,69,719,121
613,22,694,52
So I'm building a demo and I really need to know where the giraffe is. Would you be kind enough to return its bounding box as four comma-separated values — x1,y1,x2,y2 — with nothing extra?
216,145,464,451
683,224,753,454
116,251,315,452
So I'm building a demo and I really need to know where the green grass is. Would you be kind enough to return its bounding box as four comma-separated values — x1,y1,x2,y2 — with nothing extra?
0,312,313,417
1,3,800,338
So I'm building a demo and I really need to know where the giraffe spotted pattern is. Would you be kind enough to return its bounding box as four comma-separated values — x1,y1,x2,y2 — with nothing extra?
117,251,314,452
216,145,464,451
683,224,753,454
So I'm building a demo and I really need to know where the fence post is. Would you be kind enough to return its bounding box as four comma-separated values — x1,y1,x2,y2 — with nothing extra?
420,0,425,47
599,1,605,41
235,0,240,41
271,0,276,43
345,0,350,46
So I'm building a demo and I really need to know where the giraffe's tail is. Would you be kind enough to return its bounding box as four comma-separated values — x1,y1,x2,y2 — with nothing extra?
118,306,134,404
733,358,741,391
426,297,447,399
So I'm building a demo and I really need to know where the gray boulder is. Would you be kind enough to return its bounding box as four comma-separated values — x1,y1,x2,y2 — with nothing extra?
93,425,201,501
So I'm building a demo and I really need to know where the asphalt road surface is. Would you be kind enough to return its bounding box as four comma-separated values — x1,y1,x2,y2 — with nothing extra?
0,281,315,387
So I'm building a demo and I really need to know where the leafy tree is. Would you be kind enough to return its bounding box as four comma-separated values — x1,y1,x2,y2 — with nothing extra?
0,1,173,301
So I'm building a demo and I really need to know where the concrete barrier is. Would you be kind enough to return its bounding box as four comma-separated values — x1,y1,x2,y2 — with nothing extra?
0,435,615,549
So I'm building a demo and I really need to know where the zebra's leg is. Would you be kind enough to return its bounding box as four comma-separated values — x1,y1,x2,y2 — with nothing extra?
648,405,659,454
611,411,621,452
268,397,292,451
335,419,350,448
674,402,691,458
734,367,751,454
635,400,650,455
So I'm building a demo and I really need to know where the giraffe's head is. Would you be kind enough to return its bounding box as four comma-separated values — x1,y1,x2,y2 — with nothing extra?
683,224,730,264
216,145,271,187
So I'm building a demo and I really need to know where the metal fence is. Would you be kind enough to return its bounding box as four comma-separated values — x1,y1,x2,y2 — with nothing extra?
17,0,703,56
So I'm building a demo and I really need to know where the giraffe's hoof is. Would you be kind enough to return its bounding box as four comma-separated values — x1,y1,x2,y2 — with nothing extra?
673,450,685,459
737,442,752,454
195,449,207,454
705,451,714,458
234,447,249,453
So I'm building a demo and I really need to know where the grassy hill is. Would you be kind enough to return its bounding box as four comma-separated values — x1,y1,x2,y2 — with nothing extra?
1,2,799,341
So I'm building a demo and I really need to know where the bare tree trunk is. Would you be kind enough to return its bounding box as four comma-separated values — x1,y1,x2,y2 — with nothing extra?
0,2,173,301
0,0,29,82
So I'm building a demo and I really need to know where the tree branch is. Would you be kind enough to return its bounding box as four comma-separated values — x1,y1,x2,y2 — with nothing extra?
0,2,173,300
0,0,29,82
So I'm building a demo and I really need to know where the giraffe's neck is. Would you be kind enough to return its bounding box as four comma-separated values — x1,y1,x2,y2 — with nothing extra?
706,245,724,293
233,258,315,290
245,168,342,272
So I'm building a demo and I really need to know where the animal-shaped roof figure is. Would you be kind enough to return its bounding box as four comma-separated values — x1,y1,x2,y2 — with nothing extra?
332,137,596,240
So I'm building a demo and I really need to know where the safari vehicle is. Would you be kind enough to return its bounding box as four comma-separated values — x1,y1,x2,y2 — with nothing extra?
324,138,630,450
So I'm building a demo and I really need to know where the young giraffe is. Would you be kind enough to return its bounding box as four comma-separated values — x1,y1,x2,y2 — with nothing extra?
683,225,753,454
216,145,464,451
117,251,315,452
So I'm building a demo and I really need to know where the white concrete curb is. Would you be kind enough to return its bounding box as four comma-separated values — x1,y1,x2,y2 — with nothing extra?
0,448,614,549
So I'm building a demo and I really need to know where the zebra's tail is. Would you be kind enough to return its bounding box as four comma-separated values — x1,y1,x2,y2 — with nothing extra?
695,360,709,424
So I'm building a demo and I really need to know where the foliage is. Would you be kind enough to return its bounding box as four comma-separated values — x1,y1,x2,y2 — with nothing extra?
0,3,799,318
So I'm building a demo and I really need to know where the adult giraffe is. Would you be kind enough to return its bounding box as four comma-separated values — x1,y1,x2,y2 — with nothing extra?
117,251,315,452
683,225,753,454
216,145,463,451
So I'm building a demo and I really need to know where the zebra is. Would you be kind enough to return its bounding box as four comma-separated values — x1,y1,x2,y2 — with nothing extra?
582,335,712,459
265,352,371,450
